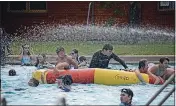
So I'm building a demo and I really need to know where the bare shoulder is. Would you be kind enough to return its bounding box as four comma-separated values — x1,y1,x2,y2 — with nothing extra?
149,64,158,69
148,65,158,73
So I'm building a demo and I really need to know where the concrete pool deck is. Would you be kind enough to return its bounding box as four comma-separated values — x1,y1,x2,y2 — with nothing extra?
4,55,175,65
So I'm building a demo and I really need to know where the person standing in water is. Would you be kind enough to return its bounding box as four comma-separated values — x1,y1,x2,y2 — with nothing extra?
119,88,134,106
89,44,128,69
56,47,78,69
19,44,32,66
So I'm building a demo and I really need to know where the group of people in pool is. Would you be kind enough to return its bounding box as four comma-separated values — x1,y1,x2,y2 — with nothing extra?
19,44,88,69
4,43,175,106
9,43,175,86
22,43,174,84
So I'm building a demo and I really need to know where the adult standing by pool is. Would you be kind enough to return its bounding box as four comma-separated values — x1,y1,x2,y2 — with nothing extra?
56,47,78,69
89,44,128,69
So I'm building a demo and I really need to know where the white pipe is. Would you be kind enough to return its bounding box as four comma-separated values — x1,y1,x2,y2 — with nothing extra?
87,2,92,26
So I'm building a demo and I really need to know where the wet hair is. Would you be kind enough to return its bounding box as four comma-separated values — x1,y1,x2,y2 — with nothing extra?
72,49,78,54
159,57,169,63
57,75,73,85
102,44,113,51
138,59,147,69
121,88,134,100
9,69,16,76
63,75,73,85
56,47,65,54
30,78,39,87
79,56,86,62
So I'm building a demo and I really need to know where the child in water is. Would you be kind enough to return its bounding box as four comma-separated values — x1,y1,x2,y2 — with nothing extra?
35,54,54,69
78,56,88,69
19,44,32,66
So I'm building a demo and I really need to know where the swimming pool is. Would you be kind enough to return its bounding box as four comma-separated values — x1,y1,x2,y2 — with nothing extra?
1,64,175,105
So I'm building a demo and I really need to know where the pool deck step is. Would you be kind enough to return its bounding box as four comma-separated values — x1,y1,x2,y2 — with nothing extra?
4,55,175,65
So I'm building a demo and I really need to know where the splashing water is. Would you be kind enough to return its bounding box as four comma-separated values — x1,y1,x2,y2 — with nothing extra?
13,23,175,44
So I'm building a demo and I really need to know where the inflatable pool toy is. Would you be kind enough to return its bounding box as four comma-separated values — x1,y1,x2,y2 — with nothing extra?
94,68,148,85
32,68,151,85
32,68,149,85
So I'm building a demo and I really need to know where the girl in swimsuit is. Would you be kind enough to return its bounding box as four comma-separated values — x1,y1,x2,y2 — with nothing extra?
19,44,32,66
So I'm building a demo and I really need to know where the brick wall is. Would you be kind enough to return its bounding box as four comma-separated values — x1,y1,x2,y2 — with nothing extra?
141,1,175,28
47,1,89,24
93,1,129,25
0,1,175,34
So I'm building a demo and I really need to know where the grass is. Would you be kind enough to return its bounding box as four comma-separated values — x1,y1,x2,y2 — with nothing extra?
10,41,175,55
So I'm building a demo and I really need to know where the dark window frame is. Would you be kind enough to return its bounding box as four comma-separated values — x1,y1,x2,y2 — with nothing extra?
158,1,175,11
7,1,47,13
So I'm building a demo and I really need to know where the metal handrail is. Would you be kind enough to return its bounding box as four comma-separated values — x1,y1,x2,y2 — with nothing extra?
145,73,175,106
158,87,175,106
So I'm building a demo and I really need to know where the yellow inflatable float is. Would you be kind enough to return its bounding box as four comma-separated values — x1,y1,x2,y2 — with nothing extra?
94,68,149,85
32,68,150,85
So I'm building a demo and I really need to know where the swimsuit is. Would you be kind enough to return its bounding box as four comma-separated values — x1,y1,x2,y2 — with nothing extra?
21,56,31,65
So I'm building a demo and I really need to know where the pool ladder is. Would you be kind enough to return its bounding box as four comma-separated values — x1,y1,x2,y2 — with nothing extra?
145,73,175,106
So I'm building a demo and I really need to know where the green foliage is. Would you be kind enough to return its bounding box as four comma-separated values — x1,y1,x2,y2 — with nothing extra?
11,41,175,55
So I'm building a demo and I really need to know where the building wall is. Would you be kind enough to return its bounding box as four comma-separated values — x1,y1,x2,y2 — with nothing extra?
141,1,175,28
0,1,175,34
47,1,89,24
93,1,130,25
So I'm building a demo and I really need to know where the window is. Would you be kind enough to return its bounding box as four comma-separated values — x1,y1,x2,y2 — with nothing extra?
9,1,26,11
158,1,175,11
8,1,47,13
30,2,46,10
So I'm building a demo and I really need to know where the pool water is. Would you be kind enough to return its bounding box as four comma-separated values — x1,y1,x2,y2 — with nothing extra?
1,64,175,105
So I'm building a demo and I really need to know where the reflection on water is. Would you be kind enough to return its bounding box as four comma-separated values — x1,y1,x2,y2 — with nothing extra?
1,65,175,105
